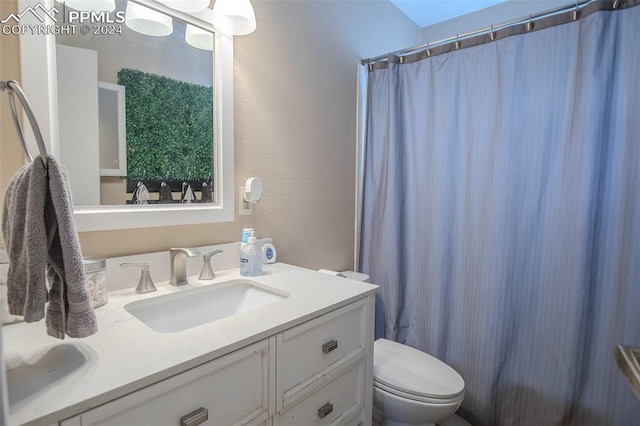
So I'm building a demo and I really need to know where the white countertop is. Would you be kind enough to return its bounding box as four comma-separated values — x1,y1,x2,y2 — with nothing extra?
3,263,377,426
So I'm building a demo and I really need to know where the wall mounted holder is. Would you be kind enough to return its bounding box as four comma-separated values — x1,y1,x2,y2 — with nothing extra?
243,177,263,203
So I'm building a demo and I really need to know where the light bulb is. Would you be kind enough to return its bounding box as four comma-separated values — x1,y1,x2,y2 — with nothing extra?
125,1,173,37
212,0,256,36
158,0,209,13
185,24,214,51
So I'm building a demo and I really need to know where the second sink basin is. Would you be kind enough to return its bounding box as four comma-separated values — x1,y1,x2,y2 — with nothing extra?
124,279,290,333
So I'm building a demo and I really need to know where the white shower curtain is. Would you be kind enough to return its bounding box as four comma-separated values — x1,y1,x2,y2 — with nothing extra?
360,4,640,425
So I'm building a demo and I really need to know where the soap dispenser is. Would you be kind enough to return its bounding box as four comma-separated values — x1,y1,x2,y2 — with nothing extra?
240,237,262,277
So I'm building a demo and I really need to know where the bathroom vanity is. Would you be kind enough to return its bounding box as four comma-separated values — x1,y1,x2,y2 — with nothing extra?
3,263,377,426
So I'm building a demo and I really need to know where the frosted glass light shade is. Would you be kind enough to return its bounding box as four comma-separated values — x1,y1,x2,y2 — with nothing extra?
212,0,256,36
185,24,214,51
125,2,173,37
158,0,209,13
60,0,115,12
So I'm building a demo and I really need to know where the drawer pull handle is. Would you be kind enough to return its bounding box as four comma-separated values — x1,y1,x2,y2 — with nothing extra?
180,407,208,426
322,339,338,354
318,402,334,419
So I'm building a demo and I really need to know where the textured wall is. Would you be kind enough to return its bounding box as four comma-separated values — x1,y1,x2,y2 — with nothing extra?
0,0,25,246
232,0,420,270
2,0,420,271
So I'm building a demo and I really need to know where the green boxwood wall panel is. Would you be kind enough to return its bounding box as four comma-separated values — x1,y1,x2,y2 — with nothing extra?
118,68,213,181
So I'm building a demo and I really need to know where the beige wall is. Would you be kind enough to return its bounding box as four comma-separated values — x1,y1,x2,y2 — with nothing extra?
232,0,419,270
0,0,24,242
1,0,420,271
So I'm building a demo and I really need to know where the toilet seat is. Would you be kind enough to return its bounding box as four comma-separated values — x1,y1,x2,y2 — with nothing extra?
374,380,464,405
374,339,465,403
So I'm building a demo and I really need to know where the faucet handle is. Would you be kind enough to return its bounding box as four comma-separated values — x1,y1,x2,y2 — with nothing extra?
120,262,157,294
199,250,223,280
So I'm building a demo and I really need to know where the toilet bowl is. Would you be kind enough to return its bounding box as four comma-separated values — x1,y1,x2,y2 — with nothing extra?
321,270,467,426
373,338,465,426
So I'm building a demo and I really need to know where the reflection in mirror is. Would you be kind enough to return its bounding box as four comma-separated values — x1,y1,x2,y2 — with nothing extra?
55,0,214,207
98,81,126,177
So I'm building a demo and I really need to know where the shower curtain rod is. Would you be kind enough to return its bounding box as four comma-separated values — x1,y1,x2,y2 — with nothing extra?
362,0,617,65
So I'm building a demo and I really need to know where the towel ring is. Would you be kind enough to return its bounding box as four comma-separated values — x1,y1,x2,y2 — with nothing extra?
0,80,48,169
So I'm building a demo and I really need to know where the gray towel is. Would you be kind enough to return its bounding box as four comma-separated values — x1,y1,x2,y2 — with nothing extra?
2,155,97,339
2,159,47,322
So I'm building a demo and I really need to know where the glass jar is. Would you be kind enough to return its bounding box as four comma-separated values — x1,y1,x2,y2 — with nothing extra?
83,257,108,308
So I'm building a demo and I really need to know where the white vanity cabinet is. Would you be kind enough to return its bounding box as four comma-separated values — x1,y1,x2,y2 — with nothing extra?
60,338,275,426
58,296,374,426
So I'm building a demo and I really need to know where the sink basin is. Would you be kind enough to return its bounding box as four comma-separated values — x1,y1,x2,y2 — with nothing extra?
124,279,290,333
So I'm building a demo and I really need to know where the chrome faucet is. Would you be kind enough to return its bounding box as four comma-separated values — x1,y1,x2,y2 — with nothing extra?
169,247,201,286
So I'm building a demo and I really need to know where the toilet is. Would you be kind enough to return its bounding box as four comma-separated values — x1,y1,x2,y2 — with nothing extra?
329,271,467,426
373,338,466,426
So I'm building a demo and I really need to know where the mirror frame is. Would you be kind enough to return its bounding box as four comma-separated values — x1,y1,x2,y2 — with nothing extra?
18,0,235,231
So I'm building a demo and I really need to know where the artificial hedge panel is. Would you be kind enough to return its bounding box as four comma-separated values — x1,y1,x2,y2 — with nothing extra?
118,68,213,181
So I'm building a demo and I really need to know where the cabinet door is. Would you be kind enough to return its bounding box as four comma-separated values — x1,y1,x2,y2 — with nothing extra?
277,299,367,408
61,339,274,426
273,358,365,426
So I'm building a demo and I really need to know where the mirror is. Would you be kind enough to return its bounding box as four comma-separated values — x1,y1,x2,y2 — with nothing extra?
55,0,214,206
18,0,235,231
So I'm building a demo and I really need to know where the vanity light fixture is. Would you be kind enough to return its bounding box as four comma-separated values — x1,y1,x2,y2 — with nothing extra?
125,1,173,36
212,0,257,36
59,0,116,12
157,0,209,13
185,24,214,51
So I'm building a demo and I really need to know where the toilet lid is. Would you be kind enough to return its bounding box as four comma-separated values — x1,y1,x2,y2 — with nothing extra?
373,339,465,400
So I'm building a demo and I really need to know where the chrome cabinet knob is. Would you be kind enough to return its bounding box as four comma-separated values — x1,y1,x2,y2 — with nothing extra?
180,407,208,426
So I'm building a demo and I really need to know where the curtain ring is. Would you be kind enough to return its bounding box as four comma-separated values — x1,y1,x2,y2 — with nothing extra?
571,2,580,20
612,0,623,9
455,35,461,50
426,42,431,57
490,24,496,41
525,15,535,31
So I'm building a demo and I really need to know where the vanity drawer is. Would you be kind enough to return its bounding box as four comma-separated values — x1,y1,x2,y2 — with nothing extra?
60,339,274,426
278,299,366,398
274,358,365,426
